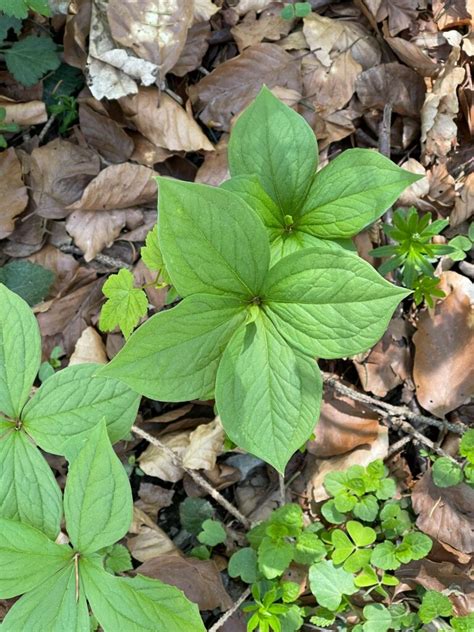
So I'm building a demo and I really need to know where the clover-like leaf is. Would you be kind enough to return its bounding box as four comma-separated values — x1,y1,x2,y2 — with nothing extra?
228,547,258,584
197,519,226,547
396,532,432,563
432,457,463,488
353,495,379,522
309,560,357,610
346,521,376,547
258,537,294,579
370,541,399,570
362,603,392,632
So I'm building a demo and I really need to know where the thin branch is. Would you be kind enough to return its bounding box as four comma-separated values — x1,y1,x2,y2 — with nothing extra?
131,425,251,529
208,587,251,632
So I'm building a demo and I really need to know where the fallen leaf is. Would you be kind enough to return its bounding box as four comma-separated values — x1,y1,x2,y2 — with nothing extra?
0,148,28,239
65,209,128,262
29,139,101,219
0,95,47,126
365,0,419,35
3,212,45,258
128,508,177,562
69,326,108,365
231,9,288,52
120,88,214,152
385,36,438,77
450,172,474,227
433,0,473,29
139,432,189,482
193,0,219,22
189,43,302,130
27,244,83,297
135,482,174,517
107,0,193,80
63,0,91,69
307,388,381,458
137,555,233,611
412,470,474,555
236,0,274,14
182,418,225,470
413,272,474,417
195,135,229,186
397,158,432,211
171,22,211,76
78,102,134,163
353,318,413,397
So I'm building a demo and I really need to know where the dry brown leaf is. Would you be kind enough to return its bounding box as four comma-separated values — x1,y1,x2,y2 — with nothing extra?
193,0,219,22
413,272,474,417
412,470,474,555
0,148,28,239
385,36,438,77
135,482,174,517
421,46,465,162
3,212,45,258
305,428,388,503
107,0,193,79
182,418,225,470
29,139,101,219
195,135,229,186
353,318,413,397
355,62,425,118
189,43,302,130
397,158,432,211
137,555,233,611
120,89,214,152
231,10,288,52
0,96,47,126
307,389,381,458
450,172,474,227
433,0,473,29
139,432,189,482
365,0,419,35
128,508,177,562
171,22,211,76
309,104,361,149
69,326,108,365
63,0,91,69
78,103,134,163
236,0,273,14
65,209,128,262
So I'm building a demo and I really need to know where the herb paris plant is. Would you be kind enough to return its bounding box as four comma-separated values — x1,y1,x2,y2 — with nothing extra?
100,89,414,472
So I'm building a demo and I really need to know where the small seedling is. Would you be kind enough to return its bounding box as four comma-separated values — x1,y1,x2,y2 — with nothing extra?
0,106,20,147
430,429,474,488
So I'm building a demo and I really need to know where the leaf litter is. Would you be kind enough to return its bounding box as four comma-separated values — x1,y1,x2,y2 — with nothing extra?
0,0,473,629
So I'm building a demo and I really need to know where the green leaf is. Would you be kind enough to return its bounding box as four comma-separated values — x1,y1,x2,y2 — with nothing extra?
215,313,322,472
22,363,141,460
5,36,60,87
101,543,133,574
99,269,148,339
331,529,354,564
352,495,379,522
354,565,378,587
0,284,41,418
64,420,132,554
396,532,432,563
0,15,22,39
293,531,326,565
460,429,474,463
258,537,294,579
81,557,206,632
1,0,51,18
263,245,410,359
0,430,62,539
308,560,357,610
323,471,349,496
158,177,270,298
451,613,474,631
179,497,214,535
418,590,453,624
0,518,73,598
362,603,392,632
99,294,246,401
370,541,400,570
343,549,371,573
228,547,258,584
346,521,376,547
310,607,336,628
0,261,54,306
321,499,345,524
221,175,283,230
140,227,171,283
298,149,421,238
376,477,396,500
197,519,227,546
432,457,463,487
229,86,317,216
1,563,88,632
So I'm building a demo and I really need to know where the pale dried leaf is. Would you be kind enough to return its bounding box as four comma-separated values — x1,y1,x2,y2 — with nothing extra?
135,482,174,517
172,22,210,76
397,158,431,210
0,96,47,126
65,209,127,261
413,272,474,417
231,10,288,52
69,326,108,365
385,36,438,77
79,103,134,163
0,148,28,239
450,172,474,227
128,526,177,562
130,133,174,167
195,135,230,186
120,88,214,152
139,432,190,482
366,0,418,35
182,418,225,470
193,0,219,22
236,0,273,14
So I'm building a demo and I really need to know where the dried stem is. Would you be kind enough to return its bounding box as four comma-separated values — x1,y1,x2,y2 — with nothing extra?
131,425,251,529
208,587,251,632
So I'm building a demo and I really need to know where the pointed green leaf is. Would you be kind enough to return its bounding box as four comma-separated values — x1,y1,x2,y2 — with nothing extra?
309,560,357,610
99,294,246,400
215,313,322,472
263,245,410,358
22,363,141,461
0,284,41,418
221,175,284,228
64,421,132,554
0,430,62,539
99,268,148,339
298,149,421,238
1,563,88,632
158,177,270,297
81,557,206,632
228,86,317,215
0,518,73,598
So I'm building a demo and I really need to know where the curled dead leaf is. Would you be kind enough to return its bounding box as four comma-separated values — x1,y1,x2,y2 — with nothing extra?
195,135,230,186
69,326,108,365
0,96,47,126
0,148,28,239
171,22,211,77
79,103,134,163
128,507,177,563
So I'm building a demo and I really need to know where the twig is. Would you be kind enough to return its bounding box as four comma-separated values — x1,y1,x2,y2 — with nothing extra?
131,425,251,529
38,113,57,144
279,474,286,506
321,373,467,435
208,587,251,632
386,435,412,458
58,244,133,270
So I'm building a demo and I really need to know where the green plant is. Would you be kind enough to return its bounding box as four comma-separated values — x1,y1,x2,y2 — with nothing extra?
227,460,436,631
281,2,311,20
1,0,51,19
0,421,205,631
38,344,64,382
99,88,414,472
0,259,54,305
0,105,19,147
448,222,474,261
430,429,474,488
48,95,78,133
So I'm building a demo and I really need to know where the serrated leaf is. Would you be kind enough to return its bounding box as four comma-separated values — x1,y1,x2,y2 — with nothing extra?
64,421,132,554
396,532,432,563
0,284,41,418
309,560,357,610
228,547,258,584
418,590,453,624
0,430,62,539
102,543,133,574
1,563,88,632
1,0,50,18
0,260,54,306
99,294,246,401
5,36,60,87
0,15,22,39
158,177,270,298
229,86,317,216
370,541,399,570
81,557,206,632
352,495,379,522
140,227,171,284
298,149,421,238
293,531,326,565
0,518,73,598
432,457,463,487
310,607,336,628
215,313,322,473
258,537,294,579
99,268,148,339
460,429,474,462
197,519,226,546
362,603,392,632
451,613,474,631
263,245,410,359
179,497,214,535
22,363,140,460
